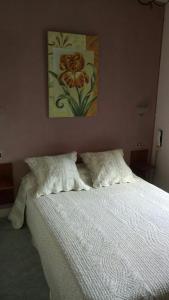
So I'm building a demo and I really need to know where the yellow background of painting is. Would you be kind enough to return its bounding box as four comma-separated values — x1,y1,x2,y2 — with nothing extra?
86,35,99,116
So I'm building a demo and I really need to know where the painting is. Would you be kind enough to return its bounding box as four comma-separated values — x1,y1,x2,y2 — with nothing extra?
48,31,98,118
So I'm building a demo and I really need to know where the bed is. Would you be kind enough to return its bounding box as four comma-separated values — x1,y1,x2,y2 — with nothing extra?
9,171,169,300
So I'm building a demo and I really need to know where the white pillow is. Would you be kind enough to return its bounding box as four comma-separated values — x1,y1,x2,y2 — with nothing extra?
80,149,135,188
77,163,92,186
25,152,90,197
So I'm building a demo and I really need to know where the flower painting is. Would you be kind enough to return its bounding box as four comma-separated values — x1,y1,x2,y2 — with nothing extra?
48,32,98,118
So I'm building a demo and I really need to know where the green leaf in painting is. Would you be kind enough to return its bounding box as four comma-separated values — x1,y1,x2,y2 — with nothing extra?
84,96,97,116
48,71,58,80
55,36,61,46
48,42,55,46
65,43,72,48
63,36,69,46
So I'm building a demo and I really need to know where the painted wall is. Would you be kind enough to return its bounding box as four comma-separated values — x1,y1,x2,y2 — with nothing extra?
152,5,169,192
0,0,164,188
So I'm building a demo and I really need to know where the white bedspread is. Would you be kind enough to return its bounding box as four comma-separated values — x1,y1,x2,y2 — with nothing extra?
9,177,169,299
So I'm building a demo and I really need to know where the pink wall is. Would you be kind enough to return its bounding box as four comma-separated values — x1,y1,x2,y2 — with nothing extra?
152,5,169,192
0,0,164,188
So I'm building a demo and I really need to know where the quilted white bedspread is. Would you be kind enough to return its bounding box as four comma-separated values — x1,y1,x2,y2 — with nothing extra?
9,177,169,299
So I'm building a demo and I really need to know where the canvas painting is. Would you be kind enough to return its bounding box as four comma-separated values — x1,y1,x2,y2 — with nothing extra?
48,31,98,118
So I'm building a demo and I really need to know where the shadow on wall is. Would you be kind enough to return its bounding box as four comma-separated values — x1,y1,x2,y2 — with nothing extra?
153,148,169,192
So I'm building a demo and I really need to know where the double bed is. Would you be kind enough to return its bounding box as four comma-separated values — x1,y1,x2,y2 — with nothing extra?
9,171,169,299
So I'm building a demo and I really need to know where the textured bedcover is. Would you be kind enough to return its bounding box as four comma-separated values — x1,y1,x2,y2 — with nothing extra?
25,179,169,300
26,197,83,300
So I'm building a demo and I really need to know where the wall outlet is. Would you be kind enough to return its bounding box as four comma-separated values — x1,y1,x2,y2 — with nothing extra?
136,143,144,148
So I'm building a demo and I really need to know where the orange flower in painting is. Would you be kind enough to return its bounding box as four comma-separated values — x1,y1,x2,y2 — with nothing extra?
59,53,89,88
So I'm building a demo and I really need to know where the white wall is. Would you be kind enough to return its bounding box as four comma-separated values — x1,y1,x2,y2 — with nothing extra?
153,5,169,192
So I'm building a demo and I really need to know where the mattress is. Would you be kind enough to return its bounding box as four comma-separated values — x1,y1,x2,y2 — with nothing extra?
25,178,169,300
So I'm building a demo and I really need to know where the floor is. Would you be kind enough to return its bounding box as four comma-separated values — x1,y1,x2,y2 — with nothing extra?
0,218,49,300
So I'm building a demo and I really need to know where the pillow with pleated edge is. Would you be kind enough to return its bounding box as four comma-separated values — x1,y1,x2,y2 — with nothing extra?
25,152,90,197
80,149,135,188
77,163,93,187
